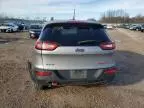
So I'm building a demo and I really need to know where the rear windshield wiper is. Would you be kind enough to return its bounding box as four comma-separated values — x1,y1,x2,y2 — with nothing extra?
78,40,103,45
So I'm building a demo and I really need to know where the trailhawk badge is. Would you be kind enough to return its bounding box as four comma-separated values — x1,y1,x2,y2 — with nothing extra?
75,48,85,52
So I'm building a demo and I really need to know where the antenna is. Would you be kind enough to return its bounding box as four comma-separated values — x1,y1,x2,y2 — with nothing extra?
73,9,75,20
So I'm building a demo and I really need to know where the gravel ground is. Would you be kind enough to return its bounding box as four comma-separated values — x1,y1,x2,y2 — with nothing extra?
0,29,144,108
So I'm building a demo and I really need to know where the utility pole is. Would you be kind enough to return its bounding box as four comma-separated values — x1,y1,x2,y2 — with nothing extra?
73,9,75,20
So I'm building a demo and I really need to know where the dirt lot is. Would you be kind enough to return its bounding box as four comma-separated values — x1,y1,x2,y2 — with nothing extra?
0,29,144,108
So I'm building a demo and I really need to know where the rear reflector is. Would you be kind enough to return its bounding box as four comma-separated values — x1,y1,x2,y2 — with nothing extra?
104,68,117,75
36,71,52,76
100,42,115,50
35,40,59,51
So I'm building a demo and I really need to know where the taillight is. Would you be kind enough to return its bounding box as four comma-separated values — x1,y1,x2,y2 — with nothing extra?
35,40,42,50
100,42,115,50
104,68,117,75
36,71,52,76
35,40,59,51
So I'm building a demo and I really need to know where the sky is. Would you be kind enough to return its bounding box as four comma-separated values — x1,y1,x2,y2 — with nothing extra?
0,0,144,20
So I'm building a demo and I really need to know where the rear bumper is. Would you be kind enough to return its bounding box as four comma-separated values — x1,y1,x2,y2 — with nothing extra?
28,62,116,85
35,79,108,86
63,75,114,85
35,74,115,86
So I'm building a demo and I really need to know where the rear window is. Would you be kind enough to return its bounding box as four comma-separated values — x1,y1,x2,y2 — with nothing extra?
40,23,110,46
30,25,42,29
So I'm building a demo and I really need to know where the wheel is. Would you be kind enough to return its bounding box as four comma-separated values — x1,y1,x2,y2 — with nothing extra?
11,29,13,33
136,29,139,31
27,61,43,90
7,29,11,33
33,82,52,90
2,29,6,32
27,61,52,90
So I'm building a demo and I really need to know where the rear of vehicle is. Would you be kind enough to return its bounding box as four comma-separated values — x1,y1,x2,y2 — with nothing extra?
29,21,117,90
29,25,42,39
129,26,136,30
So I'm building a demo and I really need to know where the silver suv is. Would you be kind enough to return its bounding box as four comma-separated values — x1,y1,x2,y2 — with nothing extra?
28,20,117,90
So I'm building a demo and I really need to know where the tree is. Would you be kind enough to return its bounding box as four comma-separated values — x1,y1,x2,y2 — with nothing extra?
87,18,96,22
99,9,130,23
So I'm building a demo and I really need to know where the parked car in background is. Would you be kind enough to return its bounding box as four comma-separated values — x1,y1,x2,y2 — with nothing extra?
29,24,42,38
125,25,130,29
129,25,136,30
135,25,142,31
17,24,24,31
117,24,130,29
28,20,117,90
140,24,144,32
103,24,107,29
106,25,113,29
0,23,18,32
129,25,141,31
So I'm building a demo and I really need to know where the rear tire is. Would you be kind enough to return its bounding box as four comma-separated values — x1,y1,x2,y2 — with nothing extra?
27,61,52,91
33,82,52,90
11,29,13,33
27,61,43,90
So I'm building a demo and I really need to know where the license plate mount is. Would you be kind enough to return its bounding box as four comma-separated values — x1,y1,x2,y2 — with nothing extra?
70,70,87,79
